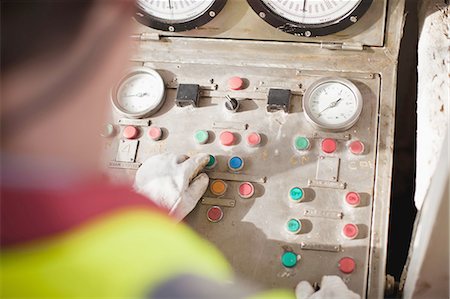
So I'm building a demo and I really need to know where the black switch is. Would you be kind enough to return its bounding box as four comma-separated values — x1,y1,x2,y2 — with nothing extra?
175,84,200,107
267,88,291,113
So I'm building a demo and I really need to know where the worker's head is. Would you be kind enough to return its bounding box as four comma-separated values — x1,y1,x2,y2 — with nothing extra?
1,1,134,174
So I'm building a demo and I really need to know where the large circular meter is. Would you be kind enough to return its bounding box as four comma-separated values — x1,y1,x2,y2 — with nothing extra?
111,67,166,119
135,0,227,32
247,0,373,37
303,78,363,131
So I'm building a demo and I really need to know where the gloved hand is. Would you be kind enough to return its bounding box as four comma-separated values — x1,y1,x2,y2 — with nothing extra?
134,153,210,221
296,276,360,299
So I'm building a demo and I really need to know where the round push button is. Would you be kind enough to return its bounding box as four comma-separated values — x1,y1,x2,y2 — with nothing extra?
228,76,244,90
286,218,302,234
100,123,115,138
194,130,209,144
220,131,235,146
338,257,356,274
207,206,223,223
343,223,359,239
238,182,255,199
205,155,217,169
228,156,244,171
123,126,139,139
148,126,162,141
345,192,361,207
281,251,298,268
349,140,365,155
246,132,261,147
210,180,227,196
294,136,310,151
289,187,304,202
321,138,337,154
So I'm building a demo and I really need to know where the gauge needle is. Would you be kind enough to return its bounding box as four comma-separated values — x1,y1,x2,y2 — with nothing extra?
317,98,342,117
124,92,148,97
302,0,307,11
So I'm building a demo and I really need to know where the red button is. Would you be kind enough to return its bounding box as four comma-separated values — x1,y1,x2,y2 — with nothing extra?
207,206,223,223
349,140,365,155
339,257,356,274
345,192,361,207
228,76,244,90
123,126,139,139
343,223,359,239
239,182,255,199
148,126,162,141
220,131,235,146
246,132,261,147
321,138,337,153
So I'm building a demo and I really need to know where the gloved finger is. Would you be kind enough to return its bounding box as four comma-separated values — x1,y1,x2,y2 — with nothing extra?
295,281,315,299
310,276,360,299
170,173,209,220
180,153,210,180
185,172,209,203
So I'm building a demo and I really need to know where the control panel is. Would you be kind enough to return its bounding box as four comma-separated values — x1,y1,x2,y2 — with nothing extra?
103,1,405,298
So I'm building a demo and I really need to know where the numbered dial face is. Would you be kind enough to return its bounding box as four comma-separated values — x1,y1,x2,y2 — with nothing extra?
112,67,166,118
135,0,227,32
303,78,363,131
247,0,373,36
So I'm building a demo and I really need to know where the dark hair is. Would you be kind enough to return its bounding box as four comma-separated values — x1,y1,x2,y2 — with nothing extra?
1,0,94,73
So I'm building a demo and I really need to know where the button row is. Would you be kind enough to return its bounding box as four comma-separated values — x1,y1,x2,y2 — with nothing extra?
289,188,361,207
205,155,245,172
209,179,255,199
294,136,365,155
281,251,356,274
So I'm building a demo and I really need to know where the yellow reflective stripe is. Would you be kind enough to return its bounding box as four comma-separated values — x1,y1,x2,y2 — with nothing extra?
1,208,232,298
248,289,296,299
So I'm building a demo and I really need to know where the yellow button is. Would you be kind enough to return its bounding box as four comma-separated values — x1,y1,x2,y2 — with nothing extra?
210,180,227,196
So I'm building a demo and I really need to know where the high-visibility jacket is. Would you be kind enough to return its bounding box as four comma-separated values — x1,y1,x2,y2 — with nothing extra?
1,179,294,299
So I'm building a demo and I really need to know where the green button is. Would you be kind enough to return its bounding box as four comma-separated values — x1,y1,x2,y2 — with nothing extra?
194,130,209,144
295,136,310,150
206,155,216,168
290,187,304,201
286,219,302,233
281,251,298,268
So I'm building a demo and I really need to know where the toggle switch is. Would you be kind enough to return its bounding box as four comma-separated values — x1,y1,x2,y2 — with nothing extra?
224,95,240,113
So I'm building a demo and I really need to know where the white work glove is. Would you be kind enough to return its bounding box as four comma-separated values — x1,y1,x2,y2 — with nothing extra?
134,153,210,221
296,276,360,299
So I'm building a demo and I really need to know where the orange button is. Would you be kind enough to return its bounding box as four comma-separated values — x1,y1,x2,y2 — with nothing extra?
210,180,227,196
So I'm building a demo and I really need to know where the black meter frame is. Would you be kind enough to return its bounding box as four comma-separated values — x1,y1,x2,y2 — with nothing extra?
135,0,227,32
247,0,373,37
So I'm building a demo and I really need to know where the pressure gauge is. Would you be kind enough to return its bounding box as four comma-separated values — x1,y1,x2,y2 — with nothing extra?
135,0,227,32
303,78,363,131
111,67,166,119
247,0,373,37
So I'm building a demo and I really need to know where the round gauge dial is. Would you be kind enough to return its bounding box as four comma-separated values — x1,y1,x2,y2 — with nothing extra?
303,78,363,131
135,0,227,32
247,0,373,37
111,67,166,119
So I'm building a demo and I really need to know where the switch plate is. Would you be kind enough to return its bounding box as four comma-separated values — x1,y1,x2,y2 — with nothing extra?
316,156,340,182
116,139,139,162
